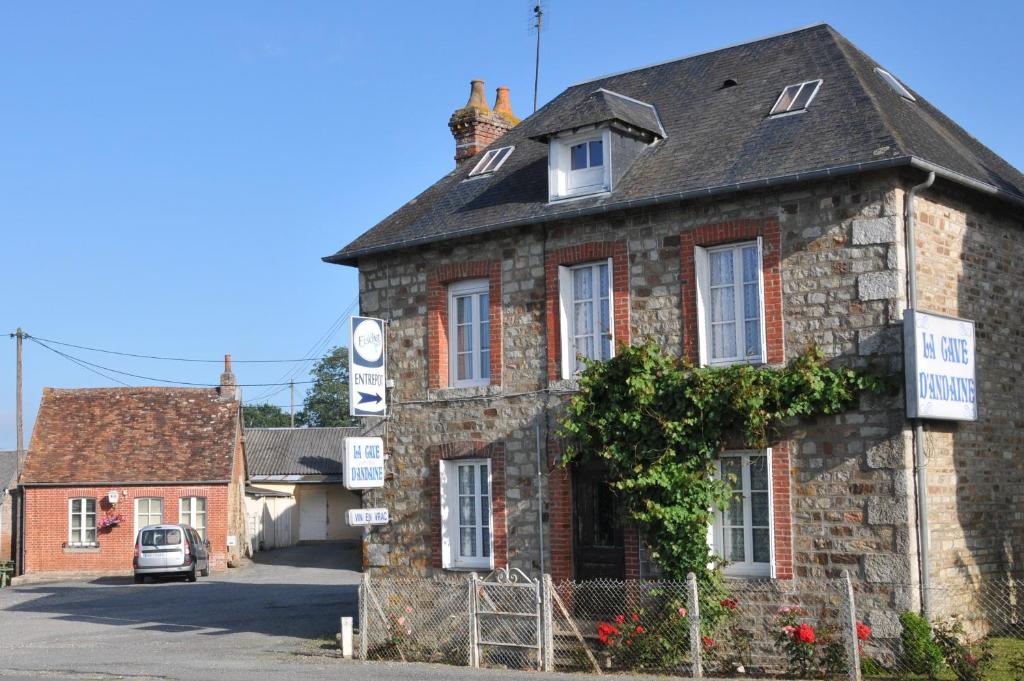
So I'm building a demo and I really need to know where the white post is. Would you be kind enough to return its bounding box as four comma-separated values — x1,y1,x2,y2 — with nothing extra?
359,572,369,660
340,616,354,659
687,572,703,679
843,571,862,681
542,574,555,672
468,573,479,668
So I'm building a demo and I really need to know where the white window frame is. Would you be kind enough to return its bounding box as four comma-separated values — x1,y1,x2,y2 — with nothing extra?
439,458,494,570
68,497,97,546
694,238,767,367
448,279,491,388
768,79,823,117
468,145,515,177
134,497,164,538
180,496,207,540
713,450,774,578
558,258,615,379
874,68,916,101
548,127,612,201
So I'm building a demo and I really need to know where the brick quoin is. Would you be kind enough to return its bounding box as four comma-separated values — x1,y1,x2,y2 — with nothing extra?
679,219,784,365
547,450,574,583
428,441,507,571
545,241,630,381
771,442,794,580
427,261,503,389
22,484,232,576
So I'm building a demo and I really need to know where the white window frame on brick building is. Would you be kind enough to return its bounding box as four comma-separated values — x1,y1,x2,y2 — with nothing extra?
448,279,491,388
558,259,615,378
68,497,97,547
134,497,163,538
180,496,207,540
695,239,767,366
439,458,494,570
713,450,774,578
548,128,612,201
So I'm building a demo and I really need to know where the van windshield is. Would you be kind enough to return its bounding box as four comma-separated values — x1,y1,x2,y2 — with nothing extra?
141,528,182,547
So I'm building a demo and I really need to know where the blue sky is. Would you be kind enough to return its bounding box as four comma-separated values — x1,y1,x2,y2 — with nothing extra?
1,1,1021,449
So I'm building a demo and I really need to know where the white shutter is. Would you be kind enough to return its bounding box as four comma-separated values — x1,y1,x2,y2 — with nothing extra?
606,257,616,357
694,246,710,366
558,265,574,379
439,460,453,569
766,447,777,579
756,236,768,364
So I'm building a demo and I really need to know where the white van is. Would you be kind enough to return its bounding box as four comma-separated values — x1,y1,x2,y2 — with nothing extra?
133,524,210,583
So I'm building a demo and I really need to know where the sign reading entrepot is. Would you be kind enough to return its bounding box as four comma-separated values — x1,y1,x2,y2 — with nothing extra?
349,316,386,417
904,310,977,421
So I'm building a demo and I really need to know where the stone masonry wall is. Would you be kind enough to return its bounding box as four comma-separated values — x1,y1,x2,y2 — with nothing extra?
356,170,920,635
908,181,1024,621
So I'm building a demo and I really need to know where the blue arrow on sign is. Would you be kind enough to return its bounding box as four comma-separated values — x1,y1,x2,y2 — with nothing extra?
357,391,382,405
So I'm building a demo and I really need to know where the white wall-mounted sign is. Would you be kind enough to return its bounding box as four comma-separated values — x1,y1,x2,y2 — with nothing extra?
904,310,977,421
227,535,237,547
346,508,390,526
107,490,119,505
349,316,387,417
344,437,385,490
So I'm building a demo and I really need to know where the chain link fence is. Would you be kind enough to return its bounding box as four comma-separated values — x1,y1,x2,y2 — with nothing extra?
359,571,1024,679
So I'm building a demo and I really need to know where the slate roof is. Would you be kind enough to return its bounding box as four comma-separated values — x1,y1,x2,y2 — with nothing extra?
0,451,17,489
245,427,363,477
326,24,1024,265
530,88,665,142
22,388,240,485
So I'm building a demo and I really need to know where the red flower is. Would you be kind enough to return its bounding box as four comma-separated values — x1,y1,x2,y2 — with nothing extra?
720,597,739,610
614,614,625,625
702,636,715,648
597,622,620,645
635,625,645,634
796,623,816,644
856,622,872,641
624,639,632,646
631,613,640,623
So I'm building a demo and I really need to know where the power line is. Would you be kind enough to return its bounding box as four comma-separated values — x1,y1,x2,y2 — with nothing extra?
31,338,132,387
29,338,316,388
26,334,341,364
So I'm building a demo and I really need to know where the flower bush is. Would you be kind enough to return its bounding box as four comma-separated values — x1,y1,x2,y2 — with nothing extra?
594,606,689,671
773,605,872,679
98,514,124,530
933,617,993,681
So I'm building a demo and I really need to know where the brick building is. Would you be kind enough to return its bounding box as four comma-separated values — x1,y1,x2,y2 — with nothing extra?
18,359,248,579
0,451,16,562
324,24,1024,629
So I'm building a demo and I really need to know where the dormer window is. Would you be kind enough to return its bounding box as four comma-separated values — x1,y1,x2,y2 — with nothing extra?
769,79,822,116
468,146,514,177
548,128,612,200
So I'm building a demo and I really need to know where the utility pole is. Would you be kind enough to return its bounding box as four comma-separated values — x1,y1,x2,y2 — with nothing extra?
533,3,543,114
11,328,24,472
290,380,295,428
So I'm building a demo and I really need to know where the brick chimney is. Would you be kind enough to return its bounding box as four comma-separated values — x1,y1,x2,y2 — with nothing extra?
448,80,519,165
218,354,239,401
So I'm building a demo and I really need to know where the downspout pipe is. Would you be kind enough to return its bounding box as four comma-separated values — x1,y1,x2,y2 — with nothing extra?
905,171,935,619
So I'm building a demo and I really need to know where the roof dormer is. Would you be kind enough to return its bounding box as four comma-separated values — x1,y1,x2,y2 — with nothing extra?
530,88,664,202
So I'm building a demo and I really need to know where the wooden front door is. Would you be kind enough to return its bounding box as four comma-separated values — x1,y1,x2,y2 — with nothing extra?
572,460,625,580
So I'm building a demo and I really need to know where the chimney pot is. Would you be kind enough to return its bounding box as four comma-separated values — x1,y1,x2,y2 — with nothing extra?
465,79,490,112
448,79,519,165
493,86,519,124
219,353,239,401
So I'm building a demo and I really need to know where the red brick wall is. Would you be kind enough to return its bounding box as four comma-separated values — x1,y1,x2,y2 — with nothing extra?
771,443,794,580
428,441,507,571
426,261,503,389
0,496,11,562
680,219,784,365
545,241,630,380
23,484,231,575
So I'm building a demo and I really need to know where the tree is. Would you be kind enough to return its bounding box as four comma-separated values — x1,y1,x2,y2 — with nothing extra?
301,346,356,427
242,403,296,428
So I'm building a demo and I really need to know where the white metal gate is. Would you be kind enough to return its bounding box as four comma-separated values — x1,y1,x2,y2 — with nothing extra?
470,567,542,670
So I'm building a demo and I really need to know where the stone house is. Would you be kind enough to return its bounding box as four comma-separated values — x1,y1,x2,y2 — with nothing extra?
244,426,364,549
323,23,1024,628
17,359,249,579
0,451,17,562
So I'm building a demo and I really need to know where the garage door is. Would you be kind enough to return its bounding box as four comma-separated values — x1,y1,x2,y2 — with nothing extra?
299,487,327,541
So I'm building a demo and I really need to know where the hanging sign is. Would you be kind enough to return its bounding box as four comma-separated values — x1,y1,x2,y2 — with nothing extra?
349,316,386,417
344,436,386,489
346,508,390,526
904,310,977,421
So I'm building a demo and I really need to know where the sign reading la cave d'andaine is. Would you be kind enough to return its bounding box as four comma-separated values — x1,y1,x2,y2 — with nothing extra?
349,316,386,417
344,437,385,490
904,310,977,421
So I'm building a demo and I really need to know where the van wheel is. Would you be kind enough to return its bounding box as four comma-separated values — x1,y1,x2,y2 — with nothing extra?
134,575,143,584
187,567,197,583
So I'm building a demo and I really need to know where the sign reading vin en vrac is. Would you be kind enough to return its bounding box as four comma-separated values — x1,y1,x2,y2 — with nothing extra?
349,316,386,417
343,437,385,490
904,310,977,421
346,508,389,527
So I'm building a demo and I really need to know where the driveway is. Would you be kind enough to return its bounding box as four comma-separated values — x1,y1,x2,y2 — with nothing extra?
0,544,674,681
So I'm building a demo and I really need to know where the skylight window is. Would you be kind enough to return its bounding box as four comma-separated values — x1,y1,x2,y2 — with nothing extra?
875,68,916,101
769,79,822,116
468,146,514,177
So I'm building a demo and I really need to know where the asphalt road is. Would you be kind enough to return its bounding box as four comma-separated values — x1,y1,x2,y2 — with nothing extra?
0,544,677,681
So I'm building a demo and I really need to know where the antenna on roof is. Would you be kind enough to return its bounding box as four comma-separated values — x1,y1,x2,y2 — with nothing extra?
531,2,544,114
